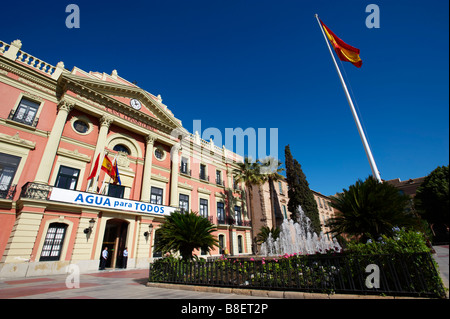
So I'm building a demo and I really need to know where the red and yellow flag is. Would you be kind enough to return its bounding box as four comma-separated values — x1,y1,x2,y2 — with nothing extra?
101,155,121,185
320,20,362,68
101,155,115,178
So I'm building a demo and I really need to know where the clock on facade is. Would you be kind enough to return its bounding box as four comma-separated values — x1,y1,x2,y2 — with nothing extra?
130,99,142,110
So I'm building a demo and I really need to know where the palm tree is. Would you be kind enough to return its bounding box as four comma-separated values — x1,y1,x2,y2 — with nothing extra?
153,210,218,260
233,157,267,253
260,157,285,228
327,176,416,243
256,225,281,244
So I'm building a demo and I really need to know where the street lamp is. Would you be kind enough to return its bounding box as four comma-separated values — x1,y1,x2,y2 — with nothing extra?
144,223,154,237
83,218,96,234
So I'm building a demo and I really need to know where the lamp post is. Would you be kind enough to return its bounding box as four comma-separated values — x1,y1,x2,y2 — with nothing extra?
83,218,96,234
144,223,153,238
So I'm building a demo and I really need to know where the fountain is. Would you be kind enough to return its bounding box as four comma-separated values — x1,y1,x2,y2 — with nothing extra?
260,205,341,256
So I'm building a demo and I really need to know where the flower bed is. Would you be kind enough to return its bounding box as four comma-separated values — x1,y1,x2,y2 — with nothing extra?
149,251,446,298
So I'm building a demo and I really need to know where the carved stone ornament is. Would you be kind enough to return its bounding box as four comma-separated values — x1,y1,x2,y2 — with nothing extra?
146,134,156,145
57,99,74,114
100,114,114,128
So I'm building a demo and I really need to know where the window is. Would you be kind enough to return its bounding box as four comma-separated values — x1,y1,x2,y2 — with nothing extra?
216,170,222,185
219,234,225,254
0,153,21,199
282,205,288,219
150,187,163,205
200,164,207,181
217,202,225,224
278,181,283,194
55,166,80,190
180,157,189,174
113,144,130,155
73,120,89,134
179,194,189,213
234,206,242,226
40,223,67,261
12,97,40,126
199,199,208,218
237,235,243,254
108,184,125,198
154,148,164,160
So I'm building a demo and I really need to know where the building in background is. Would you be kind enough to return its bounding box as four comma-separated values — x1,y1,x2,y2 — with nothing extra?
0,39,252,278
250,178,337,245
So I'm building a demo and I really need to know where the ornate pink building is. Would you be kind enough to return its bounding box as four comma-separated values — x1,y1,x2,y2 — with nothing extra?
0,39,252,277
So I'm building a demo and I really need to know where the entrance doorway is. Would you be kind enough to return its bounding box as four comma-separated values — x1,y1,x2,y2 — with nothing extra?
100,219,129,269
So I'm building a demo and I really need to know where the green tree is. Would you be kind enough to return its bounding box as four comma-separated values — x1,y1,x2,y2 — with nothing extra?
327,176,416,242
284,145,321,233
234,157,267,253
260,157,285,227
256,225,280,244
414,165,449,242
153,210,218,260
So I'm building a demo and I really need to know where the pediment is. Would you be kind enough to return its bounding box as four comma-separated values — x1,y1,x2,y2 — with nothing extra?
58,72,185,134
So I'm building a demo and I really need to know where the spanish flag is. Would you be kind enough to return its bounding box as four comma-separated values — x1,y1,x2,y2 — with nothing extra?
101,155,121,185
320,20,362,68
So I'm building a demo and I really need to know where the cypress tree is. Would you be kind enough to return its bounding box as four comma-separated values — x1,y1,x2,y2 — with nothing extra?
284,145,321,233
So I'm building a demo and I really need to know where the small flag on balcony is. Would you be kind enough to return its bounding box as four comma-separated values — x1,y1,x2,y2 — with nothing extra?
102,155,121,185
87,153,100,180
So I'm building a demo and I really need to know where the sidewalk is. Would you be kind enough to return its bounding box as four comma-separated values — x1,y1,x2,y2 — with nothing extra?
0,268,270,299
432,245,449,291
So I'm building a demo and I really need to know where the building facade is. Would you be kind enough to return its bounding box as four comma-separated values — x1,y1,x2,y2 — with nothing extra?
250,178,337,244
0,39,252,278
311,190,336,239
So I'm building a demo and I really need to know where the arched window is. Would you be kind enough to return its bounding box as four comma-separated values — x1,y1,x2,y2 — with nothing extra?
40,223,68,261
113,144,130,155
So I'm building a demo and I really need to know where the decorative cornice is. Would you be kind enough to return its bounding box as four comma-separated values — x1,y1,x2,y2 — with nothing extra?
178,182,193,190
0,132,36,149
197,187,212,195
58,73,182,135
56,148,91,162
151,173,169,183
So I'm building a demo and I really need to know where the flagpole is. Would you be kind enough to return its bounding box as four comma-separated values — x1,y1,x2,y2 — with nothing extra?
315,14,382,182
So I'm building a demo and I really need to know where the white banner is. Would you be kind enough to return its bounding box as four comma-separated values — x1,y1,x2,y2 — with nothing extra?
49,188,177,216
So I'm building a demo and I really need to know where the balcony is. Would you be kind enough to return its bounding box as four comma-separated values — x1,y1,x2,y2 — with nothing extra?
0,183,17,200
20,182,52,200
7,109,39,128
199,173,209,182
179,167,192,176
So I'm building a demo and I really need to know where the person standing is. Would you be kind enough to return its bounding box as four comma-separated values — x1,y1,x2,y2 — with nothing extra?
122,247,128,269
100,247,108,270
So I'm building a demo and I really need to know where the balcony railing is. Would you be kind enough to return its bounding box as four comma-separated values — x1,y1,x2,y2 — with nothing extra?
20,182,52,200
0,184,17,200
7,109,39,128
199,173,209,182
180,167,192,176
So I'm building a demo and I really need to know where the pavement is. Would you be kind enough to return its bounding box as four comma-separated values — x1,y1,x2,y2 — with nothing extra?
432,245,449,291
0,268,270,299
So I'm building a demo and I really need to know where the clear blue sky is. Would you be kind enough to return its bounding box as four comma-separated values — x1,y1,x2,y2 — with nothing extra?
1,0,448,196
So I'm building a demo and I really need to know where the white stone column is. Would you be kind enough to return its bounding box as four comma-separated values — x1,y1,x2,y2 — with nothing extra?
140,134,156,202
88,114,113,192
34,100,73,184
169,143,181,207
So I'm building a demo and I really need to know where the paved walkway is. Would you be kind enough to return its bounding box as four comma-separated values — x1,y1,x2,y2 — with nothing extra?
0,268,270,299
432,245,449,291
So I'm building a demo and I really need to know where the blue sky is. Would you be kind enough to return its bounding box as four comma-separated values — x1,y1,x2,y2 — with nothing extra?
1,0,448,196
